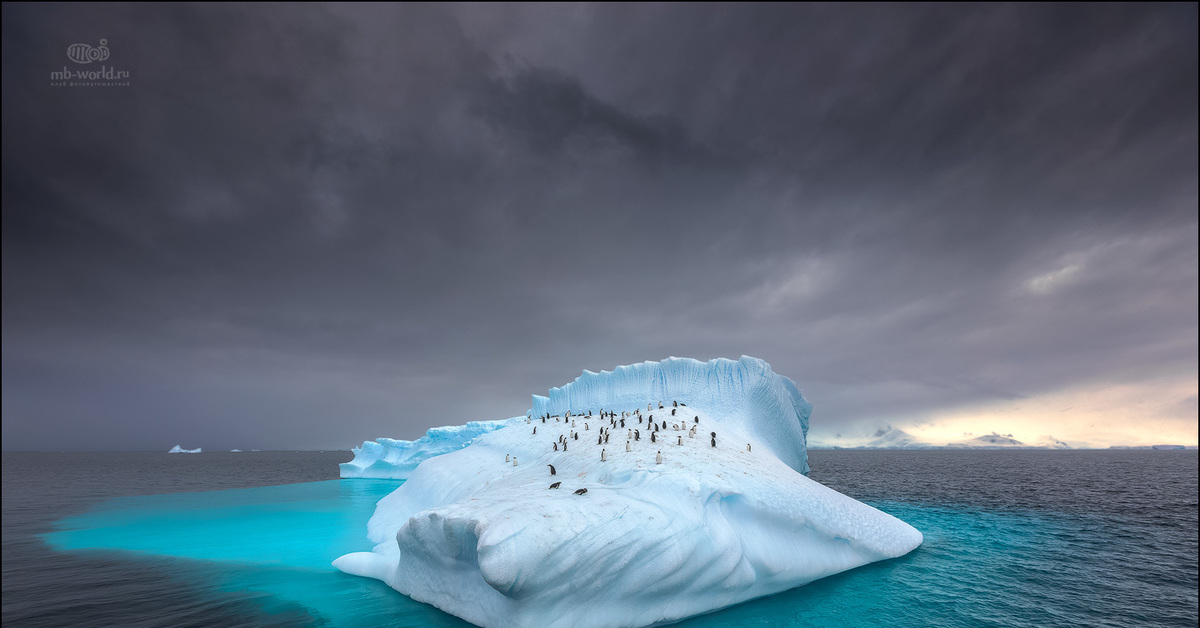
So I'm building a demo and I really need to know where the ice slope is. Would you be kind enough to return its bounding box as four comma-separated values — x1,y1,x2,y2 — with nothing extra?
341,419,518,479
167,445,201,454
334,356,922,628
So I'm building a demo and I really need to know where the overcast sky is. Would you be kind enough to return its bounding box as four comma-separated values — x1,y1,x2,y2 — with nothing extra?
2,3,1196,451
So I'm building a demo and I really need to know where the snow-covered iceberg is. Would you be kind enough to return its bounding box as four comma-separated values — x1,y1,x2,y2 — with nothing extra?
167,445,201,454
341,419,519,479
335,356,922,628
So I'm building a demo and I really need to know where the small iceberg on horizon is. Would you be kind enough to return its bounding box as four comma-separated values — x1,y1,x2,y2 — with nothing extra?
335,356,923,628
167,445,201,454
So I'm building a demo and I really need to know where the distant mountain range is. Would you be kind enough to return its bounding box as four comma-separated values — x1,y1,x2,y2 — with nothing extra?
806,426,1157,450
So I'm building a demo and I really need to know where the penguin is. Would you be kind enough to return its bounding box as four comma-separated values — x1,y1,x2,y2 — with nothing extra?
533,426,537,435
548,464,556,475
563,441,567,451
635,429,640,441
747,443,752,452
628,429,633,439
585,423,589,430
694,416,699,423
648,404,652,411
688,428,694,438
588,410,592,417
711,436,716,447
598,434,602,445
601,449,607,462
549,482,561,489
711,432,716,438
505,454,510,462
604,433,609,444
656,451,662,464
553,442,558,451
513,458,518,466
626,441,631,452
658,402,663,409
620,418,625,428
671,408,676,416
651,432,657,443
673,401,678,407
572,420,576,427
574,488,588,495
574,433,578,441
678,435,682,445
542,417,546,423
639,416,643,424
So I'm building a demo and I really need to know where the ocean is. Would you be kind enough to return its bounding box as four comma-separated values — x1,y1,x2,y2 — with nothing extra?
2,449,1196,627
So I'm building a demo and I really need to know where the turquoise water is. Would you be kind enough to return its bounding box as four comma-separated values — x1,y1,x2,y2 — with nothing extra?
41,475,1196,627
24,451,1196,627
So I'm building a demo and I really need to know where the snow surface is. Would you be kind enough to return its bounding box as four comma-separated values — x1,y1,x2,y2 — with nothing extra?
341,419,518,479
167,445,201,454
334,356,922,628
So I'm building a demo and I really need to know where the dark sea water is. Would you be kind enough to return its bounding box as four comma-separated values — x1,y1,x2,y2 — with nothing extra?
3,450,1196,627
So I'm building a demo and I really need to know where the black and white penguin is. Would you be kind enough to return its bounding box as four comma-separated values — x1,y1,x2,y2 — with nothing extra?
694,416,699,423
505,454,510,462
513,457,518,466
553,442,558,451
533,426,537,435
711,436,716,447
673,401,678,407
574,488,588,495
671,408,676,416
678,435,682,445
635,430,640,441
597,434,602,445
626,441,631,452
548,464,556,475
656,451,662,464
746,443,751,452
658,402,663,409
620,418,625,428
549,482,561,489
651,432,657,443
711,432,716,438
601,449,607,462
574,433,578,441
604,433,609,444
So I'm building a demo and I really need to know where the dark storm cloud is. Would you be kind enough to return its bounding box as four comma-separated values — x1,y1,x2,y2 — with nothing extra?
2,3,1196,450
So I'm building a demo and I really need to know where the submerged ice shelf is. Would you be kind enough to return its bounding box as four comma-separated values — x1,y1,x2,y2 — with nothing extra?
335,356,923,628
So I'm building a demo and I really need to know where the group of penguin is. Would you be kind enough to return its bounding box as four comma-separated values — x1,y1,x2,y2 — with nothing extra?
505,400,752,495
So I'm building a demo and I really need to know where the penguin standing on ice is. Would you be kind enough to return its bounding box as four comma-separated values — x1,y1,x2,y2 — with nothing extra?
673,401,678,407
635,430,640,441
601,449,606,462
505,454,510,462
549,482,561,489
746,444,752,452
626,441,631,452
628,429,633,440
554,442,558,451
533,426,537,435
656,451,662,464
620,418,625,428
658,402,663,409
711,432,716,447
671,408,676,416
651,432,657,443
574,433,578,441
513,458,518,466
585,423,589,430
563,441,568,451
694,416,699,424
548,464,556,475
678,435,682,445
597,434,602,445
604,433,609,444
574,488,588,495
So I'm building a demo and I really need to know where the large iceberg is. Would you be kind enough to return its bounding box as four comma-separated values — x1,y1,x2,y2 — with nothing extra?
167,445,201,454
335,356,922,628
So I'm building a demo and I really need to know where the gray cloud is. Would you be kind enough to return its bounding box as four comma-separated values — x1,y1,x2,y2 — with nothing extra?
2,3,1196,450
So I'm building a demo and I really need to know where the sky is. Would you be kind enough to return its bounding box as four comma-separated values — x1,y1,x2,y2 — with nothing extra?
2,3,1196,451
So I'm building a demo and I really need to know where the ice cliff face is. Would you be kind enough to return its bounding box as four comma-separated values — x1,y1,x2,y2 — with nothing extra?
531,356,812,474
334,356,921,628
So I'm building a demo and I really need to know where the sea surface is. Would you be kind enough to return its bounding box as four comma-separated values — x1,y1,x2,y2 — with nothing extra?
3,449,1196,627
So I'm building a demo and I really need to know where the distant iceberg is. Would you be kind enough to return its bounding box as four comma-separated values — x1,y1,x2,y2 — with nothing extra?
167,445,201,454
335,356,922,628
229,449,242,453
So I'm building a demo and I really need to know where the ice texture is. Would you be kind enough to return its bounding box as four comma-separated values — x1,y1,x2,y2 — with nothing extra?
167,445,201,454
340,419,518,479
334,356,922,628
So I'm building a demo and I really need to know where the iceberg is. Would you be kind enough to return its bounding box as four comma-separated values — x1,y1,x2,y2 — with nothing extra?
341,419,519,479
334,356,922,628
167,445,201,454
